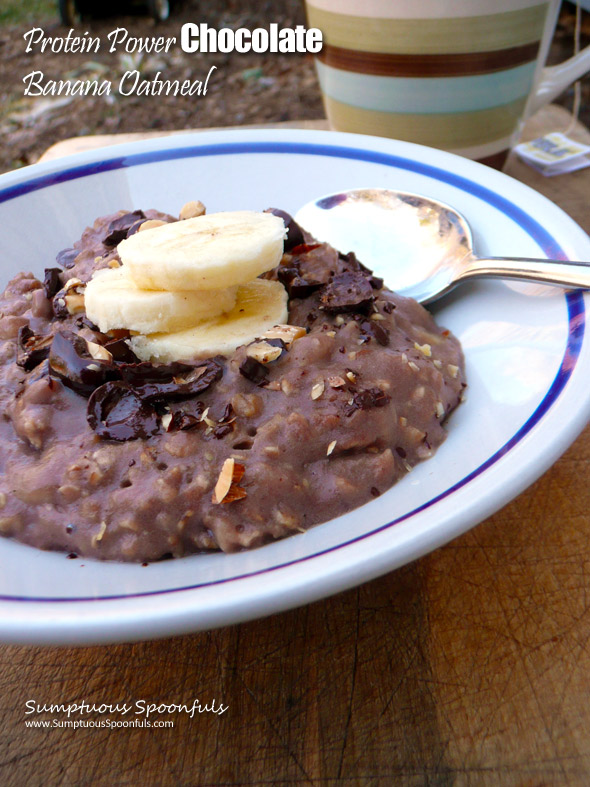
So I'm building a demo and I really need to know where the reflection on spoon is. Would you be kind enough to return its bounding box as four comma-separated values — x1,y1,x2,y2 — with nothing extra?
294,188,590,304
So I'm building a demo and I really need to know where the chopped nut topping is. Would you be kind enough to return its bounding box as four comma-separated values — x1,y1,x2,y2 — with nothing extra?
370,313,385,321
401,353,408,364
260,324,306,347
247,340,283,364
435,401,445,418
334,315,345,325
86,341,113,362
212,458,246,504
414,342,432,357
107,258,121,268
161,413,173,431
328,375,345,388
400,416,407,426
311,381,325,400
448,364,459,378
408,361,420,372
179,200,206,220
326,330,336,337
64,293,85,314
345,371,356,383
327,440,337,456
433,359,442,369
91,520,107,547
348,351,357,360
138,219,166,232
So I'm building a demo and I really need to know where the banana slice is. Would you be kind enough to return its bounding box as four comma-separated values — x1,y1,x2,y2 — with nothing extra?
85,266,238,334
118,210,286,292
130,279,288,362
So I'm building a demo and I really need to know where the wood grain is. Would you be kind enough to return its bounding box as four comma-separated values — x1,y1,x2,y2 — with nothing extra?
2,105,590,786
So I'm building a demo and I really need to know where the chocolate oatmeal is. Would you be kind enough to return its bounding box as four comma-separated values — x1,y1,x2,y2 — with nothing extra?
0,207,466,561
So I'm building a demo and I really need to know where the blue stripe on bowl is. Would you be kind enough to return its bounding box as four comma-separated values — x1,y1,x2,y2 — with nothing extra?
315,60,537,114
0,139,583,602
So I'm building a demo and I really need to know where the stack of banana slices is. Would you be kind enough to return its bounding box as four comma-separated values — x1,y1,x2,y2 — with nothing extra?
85,209,289,363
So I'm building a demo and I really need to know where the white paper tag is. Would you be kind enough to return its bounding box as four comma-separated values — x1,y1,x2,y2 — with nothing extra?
514,132,590,177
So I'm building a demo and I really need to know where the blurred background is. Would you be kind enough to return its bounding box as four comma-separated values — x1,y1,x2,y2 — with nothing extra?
0,0,588,174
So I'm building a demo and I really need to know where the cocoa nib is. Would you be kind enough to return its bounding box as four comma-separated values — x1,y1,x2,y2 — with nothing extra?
87,382,159,441
43,268,62,299
344,387,391,416
360,319,390,346
239,356,268,385
103,211,146,247
319,272,374,314
17,326,53,372
265,208,305,251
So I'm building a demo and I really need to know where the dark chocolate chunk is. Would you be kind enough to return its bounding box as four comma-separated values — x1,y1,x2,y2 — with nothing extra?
239,356,268,385
213,423,234,439
87,381,159,441
339,251,383,289
119,359,223,401
360,320,390,346
395,446,407,458
103,338,141,364
126,220,147,238
265,208,305,251
49,331,117,397
344,387,391,416
17,326,52,371
43,268,62,299
55,248,78,269
277,266,322,299
319,272,374,314
169,410,201,431
103,211,146,247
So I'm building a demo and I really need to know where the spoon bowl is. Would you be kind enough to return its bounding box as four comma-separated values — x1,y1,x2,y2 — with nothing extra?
294,188,590,303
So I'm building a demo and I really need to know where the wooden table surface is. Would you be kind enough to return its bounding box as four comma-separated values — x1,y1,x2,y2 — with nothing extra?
3,105,590,786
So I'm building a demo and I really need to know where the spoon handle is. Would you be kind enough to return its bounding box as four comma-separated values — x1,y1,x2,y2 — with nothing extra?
457,256,590,290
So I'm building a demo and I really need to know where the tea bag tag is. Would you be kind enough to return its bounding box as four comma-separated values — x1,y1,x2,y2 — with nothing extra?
514,132,590,177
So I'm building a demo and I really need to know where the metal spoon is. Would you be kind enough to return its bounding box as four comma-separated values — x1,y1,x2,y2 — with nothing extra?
294,188,590,304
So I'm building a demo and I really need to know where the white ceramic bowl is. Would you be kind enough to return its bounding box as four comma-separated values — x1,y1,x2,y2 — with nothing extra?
0,128,589,645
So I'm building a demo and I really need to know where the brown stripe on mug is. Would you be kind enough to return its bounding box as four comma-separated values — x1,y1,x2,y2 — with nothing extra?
318,41,541,77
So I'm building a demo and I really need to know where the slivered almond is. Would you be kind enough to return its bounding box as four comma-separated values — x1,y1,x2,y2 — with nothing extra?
328,375,345,388
138,219,166,232
212,458,246,504
327,440,337,456
448,364,459,378
179,200,206,220
311,381,324,400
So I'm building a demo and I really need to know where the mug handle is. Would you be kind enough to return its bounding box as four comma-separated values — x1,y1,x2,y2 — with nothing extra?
527,45,590,115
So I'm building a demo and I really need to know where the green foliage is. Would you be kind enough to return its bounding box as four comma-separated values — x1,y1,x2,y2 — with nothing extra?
0,0,55,26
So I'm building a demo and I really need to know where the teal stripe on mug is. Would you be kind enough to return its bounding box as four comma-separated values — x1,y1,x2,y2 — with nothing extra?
315,60,538,114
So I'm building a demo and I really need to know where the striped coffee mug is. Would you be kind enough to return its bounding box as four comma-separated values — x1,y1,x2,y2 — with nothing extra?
306,0,590,167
